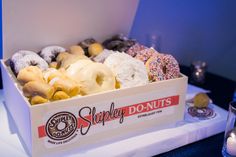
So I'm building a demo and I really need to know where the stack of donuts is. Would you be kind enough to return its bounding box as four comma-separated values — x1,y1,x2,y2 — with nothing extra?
8,34,180,105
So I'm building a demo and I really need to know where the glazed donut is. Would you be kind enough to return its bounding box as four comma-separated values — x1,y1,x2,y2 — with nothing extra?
23,81,55,99
56,52,70,63
69,45,85,55
92,49,117,63
88,43,104,56
48,76,80,97
66,59,94,77
17,66,44,85
51,91,70,101
135,48,158,64
126,43,147,57
40,46,66,63
43,68,64,82
67,62,115,95
13,54,48,74
49,62,58,69
104,53,148,88
30,95,48,105
59,54,89,69
44,68,80,97
146,53,180,81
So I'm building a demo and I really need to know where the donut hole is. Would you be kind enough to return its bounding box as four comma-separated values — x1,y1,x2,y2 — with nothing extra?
30,60,38,66
96,74,104,86
163,65,167,74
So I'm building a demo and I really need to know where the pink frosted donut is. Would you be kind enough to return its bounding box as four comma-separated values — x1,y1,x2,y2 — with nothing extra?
135,48,158,63
146,53,180,81
126,43,147,57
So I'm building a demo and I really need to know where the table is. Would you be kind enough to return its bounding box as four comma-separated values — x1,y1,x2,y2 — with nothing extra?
157,66,236,157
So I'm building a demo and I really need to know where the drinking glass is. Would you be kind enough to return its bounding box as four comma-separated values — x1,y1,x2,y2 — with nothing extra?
222,101,236,157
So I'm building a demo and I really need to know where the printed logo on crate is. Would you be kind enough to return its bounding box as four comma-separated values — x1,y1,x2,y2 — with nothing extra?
38,95,180,148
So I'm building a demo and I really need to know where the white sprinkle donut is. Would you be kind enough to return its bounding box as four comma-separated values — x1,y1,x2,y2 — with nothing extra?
11,50,38,63
104,53,148,88
14,55,48,74
67,62,115,95
146,53,180,81
40,46,66,63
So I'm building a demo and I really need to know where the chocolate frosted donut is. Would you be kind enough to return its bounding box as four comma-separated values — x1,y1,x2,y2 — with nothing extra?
39,46,66,63
78,38,96,56
103,34,136,52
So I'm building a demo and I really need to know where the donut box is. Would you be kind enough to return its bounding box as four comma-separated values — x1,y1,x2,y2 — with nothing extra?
1,0,188,157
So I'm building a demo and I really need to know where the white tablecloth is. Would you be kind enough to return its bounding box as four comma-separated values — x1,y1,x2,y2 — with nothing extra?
0,85,228,157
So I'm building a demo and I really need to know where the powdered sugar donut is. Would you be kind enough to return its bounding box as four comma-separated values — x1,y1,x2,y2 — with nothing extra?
135,48,158,63
13,55,48,74
92,49,117,63
126,43,147,57
40,46,66,63
104,53,148,88
146,53,180,82
11,50,38,63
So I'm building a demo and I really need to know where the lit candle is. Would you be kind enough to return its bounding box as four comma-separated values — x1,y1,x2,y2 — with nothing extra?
227,133,236,156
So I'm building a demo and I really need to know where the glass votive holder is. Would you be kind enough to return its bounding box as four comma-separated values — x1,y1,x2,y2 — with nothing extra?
222,101,236,157
190,61,207,85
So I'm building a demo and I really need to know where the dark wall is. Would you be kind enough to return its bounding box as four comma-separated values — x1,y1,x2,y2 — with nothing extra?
131,0,236,81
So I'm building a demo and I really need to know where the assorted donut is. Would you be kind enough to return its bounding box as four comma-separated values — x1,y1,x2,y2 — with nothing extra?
7,34,181,105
